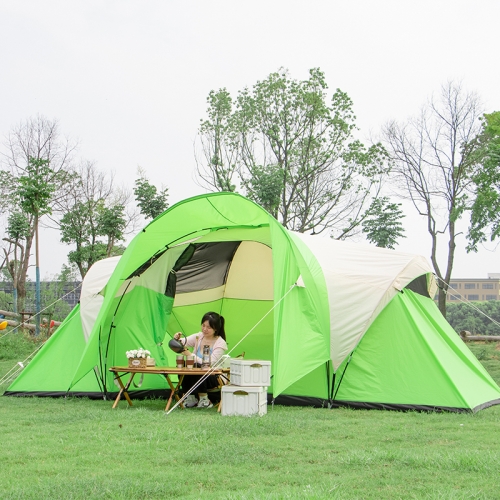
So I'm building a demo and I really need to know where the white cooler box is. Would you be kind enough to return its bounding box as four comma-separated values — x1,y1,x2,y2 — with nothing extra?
221,385,267,417
230,359,271,387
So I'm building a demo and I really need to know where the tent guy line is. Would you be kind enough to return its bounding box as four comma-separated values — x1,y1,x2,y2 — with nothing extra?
165,282,298,415
435,275,500,329
0,282,83,341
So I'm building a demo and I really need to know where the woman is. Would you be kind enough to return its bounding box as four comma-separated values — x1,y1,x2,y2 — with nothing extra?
174,311,227,408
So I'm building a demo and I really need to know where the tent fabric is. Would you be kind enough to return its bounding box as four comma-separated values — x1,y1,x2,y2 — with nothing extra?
5,192,500,413
291,232,437,370
331,290,500,412
79,256,121,341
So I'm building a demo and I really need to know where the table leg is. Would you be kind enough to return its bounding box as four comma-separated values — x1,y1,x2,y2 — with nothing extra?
112,372,135,409
164,374,185,412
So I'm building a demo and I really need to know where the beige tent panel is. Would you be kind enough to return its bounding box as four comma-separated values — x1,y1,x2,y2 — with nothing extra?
225,241,273,300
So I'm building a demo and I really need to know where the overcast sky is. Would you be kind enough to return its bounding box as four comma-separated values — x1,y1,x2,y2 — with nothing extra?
1,1,499,280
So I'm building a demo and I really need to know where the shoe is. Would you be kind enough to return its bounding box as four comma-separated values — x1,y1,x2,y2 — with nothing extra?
184,394,198,408
196,398,213,409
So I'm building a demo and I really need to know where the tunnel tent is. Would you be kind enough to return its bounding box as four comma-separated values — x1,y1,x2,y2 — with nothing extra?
5,192,500,412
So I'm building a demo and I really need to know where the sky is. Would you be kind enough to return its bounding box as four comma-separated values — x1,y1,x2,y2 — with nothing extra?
0,0,499,280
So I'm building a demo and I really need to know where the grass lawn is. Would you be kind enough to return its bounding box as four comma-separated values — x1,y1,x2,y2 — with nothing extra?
1,338,499,500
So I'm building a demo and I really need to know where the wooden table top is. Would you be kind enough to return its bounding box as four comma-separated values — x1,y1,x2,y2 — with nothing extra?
109,366,230,375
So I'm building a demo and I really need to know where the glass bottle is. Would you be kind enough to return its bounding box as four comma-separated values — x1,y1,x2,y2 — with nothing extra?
201,345,211,369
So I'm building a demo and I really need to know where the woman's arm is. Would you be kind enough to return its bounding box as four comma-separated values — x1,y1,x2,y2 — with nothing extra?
210,338,228,366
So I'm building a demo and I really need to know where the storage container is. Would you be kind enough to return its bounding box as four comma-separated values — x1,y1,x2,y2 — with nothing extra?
221,385,267,416
128,357,147,368
230,359,271,387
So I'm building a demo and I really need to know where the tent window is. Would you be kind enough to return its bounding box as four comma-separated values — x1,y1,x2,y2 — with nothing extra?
404,275,430,298
174,241,241,293
164,244,197,298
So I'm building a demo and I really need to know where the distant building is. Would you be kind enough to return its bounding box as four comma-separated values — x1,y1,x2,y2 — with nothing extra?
445,274,500,302
0,281,81,309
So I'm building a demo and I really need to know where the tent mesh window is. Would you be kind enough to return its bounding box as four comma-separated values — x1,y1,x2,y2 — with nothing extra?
404,275,430,298
175,242,241,293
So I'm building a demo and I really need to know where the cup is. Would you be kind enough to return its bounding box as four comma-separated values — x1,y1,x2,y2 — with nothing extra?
186,355,195,369
176,355,185,369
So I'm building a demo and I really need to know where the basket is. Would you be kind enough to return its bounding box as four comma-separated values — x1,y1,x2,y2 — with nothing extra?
128,357,147,368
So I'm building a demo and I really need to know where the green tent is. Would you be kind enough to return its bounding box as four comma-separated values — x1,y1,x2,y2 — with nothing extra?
6,193,500,412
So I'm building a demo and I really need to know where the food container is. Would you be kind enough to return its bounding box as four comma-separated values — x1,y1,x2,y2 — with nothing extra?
230,359,271,387
221,385,267,417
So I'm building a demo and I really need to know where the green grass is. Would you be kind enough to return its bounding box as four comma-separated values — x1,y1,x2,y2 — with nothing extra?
1,338,500,499
467,341,500,382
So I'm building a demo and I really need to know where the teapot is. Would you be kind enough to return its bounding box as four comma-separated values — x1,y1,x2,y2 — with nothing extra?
168,333,186,354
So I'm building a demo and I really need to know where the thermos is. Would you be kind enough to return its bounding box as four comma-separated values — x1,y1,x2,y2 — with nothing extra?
201,345,211,368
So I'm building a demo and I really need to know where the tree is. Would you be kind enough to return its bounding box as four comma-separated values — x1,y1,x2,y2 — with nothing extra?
58,161,127,278
361,197,406,249
133,169,169,220
383,81,483,316
18,157,64,332
196,68,389,236
467,111,500,251
0,115,75,314
196,89,238,193
1,211,30,312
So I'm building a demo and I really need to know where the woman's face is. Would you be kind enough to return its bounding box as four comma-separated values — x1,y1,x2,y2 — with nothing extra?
201,320,216,337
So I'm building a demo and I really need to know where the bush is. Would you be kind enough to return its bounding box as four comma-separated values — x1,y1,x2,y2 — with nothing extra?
446,301,500,335
0,291,14,311
0,329,44,361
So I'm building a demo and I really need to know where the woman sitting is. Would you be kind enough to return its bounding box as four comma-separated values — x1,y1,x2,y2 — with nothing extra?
174,311,228,408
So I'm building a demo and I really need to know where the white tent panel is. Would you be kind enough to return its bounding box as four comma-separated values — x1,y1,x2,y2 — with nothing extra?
291,233,435,369
80,256,121,341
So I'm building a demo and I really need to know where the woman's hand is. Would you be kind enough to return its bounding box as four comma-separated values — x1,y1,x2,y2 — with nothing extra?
182,349,190,356
174,332,182,340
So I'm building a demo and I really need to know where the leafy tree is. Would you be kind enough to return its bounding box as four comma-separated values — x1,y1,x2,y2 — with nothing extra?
383,82,483,316
242,164,283,219
97,202,126,255
197,68,389,236
196,89,238,192
361,197,406,249
467,111,500,251
0,115,75,313
58,162,128,278
2,211,30,312
133,169,169,220
60,202,126,279
18,157,65,333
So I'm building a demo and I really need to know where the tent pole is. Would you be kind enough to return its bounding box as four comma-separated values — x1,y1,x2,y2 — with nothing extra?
102,281,132,398
328,361,335,408
332,351,354,402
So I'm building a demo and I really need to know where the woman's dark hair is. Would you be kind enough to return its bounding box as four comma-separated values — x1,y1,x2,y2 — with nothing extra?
201,311,226,341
